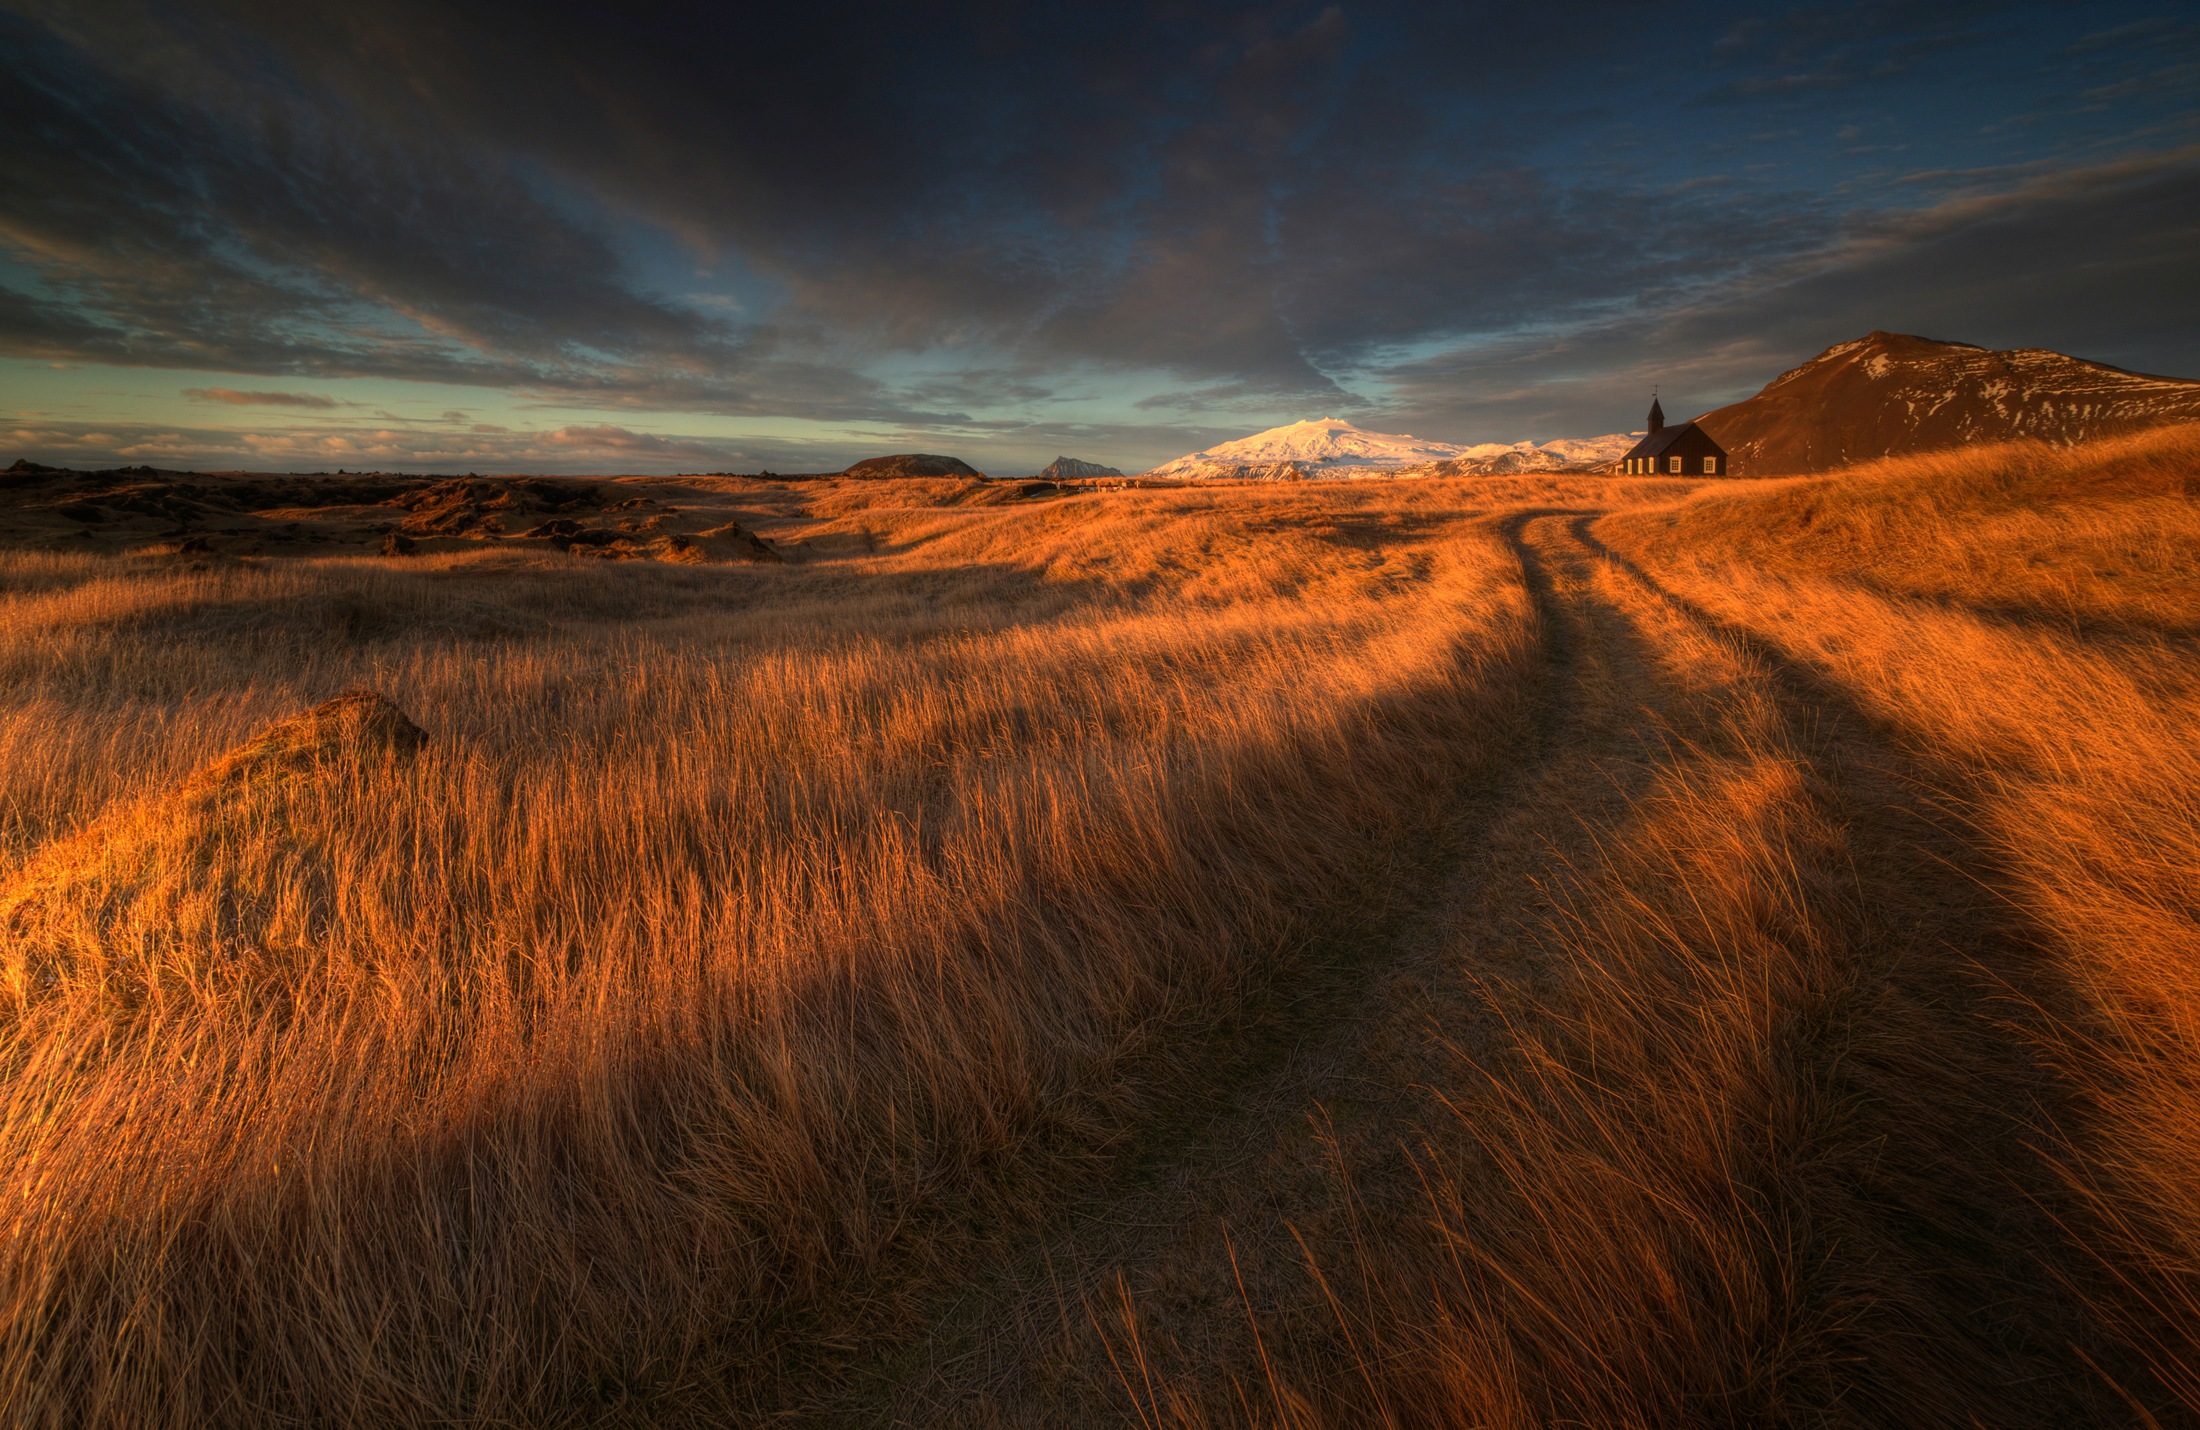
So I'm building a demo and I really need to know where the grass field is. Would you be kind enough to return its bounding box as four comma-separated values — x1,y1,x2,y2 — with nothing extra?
0,474,1556,1425
1,434,2195,1426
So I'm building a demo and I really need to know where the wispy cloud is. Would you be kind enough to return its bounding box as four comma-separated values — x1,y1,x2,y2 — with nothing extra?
183,387,341,409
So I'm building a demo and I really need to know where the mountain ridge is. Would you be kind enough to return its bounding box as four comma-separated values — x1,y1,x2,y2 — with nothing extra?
1698,331,2200,474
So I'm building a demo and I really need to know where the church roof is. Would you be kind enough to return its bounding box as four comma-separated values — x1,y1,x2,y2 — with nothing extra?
1621,422,1700,462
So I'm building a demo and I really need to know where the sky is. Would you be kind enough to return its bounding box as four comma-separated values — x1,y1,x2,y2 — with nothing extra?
2,1,2196,476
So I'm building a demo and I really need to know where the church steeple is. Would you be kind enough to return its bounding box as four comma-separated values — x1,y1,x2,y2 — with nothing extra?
1647,395,1665,434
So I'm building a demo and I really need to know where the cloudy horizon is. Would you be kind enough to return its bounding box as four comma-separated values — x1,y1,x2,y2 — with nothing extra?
4,1,2197,476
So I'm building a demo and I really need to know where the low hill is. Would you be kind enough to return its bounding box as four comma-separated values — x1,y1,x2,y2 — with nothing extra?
1698,331,2200,474
842,453,985,479
2,690,430,1004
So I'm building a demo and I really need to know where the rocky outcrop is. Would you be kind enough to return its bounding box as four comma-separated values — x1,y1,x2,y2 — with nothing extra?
1034,456,1122,480
394,477,604,538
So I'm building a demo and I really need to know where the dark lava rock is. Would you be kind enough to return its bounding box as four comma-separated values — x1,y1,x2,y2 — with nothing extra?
520,518,585,539
695,522,784,562
395,478,606,537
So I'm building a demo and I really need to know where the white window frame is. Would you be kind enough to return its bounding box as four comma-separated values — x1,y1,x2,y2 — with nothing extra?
1704,456,1718,474
1668,455,1682,474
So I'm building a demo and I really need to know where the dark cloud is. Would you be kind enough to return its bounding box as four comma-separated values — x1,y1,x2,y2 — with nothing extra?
1374,147,2200,439
0,8,923,418
2,0,2195,460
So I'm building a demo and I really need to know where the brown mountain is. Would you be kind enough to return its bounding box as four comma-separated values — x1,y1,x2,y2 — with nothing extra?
1696,331,2200,475
841,453,985,479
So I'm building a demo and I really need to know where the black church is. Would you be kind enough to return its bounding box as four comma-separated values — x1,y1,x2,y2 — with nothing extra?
1618,398,1728,476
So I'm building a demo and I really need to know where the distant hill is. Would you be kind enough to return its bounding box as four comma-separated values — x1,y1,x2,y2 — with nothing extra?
842,453,984,479
1697,331,2200,475
1034,456,1122,480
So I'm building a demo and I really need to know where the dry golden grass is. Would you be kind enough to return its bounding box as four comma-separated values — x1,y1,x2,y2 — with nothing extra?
0,476,1547,1425
7,440,2196,1426
1097,431,2199,1427
1613,423,2200,632
1601,429,2200,1411
1104,593,1887,1426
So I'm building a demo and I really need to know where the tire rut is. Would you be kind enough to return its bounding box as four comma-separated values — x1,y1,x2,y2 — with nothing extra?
823,508,2143,1425
1519,512,2144,1425
809,519,1580,1427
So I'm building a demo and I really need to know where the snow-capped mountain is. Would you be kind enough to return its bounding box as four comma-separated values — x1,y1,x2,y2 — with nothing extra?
1142,419,1632,480
1144,419,1469,479
1527,433,1640,467
1405,433,1640,475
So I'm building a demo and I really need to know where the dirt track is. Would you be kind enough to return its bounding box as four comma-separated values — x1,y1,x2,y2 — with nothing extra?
820,507,2141,1426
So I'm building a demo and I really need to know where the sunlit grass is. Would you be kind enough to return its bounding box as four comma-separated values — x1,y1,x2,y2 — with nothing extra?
0,476,1546,1424
1105,428,2200,1426
9,436,2195,1425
